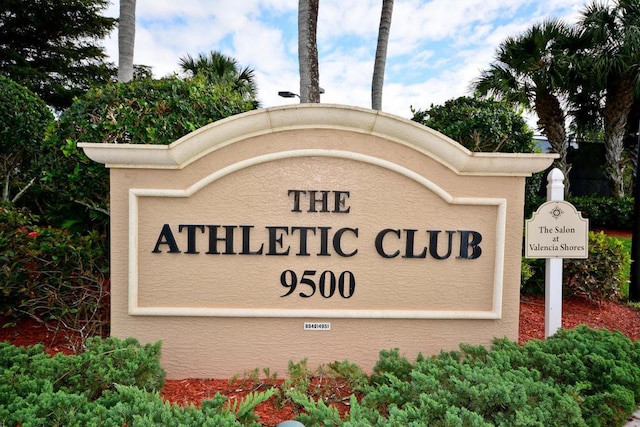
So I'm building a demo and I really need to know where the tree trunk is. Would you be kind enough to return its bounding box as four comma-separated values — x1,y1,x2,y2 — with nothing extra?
372,0,393,111
604,78,634,198
535,92,571,195
298,0,320,103
118,0,136,83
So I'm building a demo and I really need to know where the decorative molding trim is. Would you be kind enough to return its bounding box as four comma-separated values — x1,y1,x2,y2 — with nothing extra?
80,104,556,176
128,149,506,319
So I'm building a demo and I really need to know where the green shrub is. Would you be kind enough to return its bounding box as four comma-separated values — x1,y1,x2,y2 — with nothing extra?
75,336,166,399
363,344,585,426
3,328,640,426
0,338,270,426
570,196,633,229
0,75,54,204
496,326,640,426
0,203,108,344
525,195,633,230
1,386,245,427
0,337,164,399
295,327,640,426
369,348,414,386
522,232,630,301
53,76,256,146
273,358,367,412
32,76,257,232
412,96,536,153
564,231,630,301
327,359,369,390
525,171,545,203
521,256,545,295
524,194,546,222
287,391,345,426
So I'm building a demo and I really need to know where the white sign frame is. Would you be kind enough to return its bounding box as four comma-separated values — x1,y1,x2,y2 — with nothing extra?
525,200,589,259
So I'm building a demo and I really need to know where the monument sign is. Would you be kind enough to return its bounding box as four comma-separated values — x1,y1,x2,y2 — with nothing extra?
80,104,555,378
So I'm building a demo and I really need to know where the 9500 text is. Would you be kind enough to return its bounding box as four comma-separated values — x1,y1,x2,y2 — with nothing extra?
280,270,355,299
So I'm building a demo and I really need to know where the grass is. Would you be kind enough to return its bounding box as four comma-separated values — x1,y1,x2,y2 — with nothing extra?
615,235,632,300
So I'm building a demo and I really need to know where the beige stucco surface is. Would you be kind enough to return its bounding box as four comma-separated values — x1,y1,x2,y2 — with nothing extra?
81,104,555,378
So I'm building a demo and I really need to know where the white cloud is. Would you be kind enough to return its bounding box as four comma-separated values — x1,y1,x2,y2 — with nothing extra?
103,0,590,123
318,0,380,41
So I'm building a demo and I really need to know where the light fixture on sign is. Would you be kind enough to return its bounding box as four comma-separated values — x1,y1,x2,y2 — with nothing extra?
277,88,325,99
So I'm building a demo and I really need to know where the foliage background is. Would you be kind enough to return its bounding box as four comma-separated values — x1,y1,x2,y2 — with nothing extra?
29,76,257,233
0,0,116,110
0,76,54,204
412,96,536,153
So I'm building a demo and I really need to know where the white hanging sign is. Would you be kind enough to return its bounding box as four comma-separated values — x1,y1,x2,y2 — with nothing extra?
525,200,589,259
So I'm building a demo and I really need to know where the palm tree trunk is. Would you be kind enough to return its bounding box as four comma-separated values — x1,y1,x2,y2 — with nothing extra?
604,78,634,198
298,0,320,103
118,0,136,83
372,0,393,111
535,92,571,195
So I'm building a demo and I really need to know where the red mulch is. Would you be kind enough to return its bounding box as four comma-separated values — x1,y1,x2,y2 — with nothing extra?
2,297,640,426
518,296,640,343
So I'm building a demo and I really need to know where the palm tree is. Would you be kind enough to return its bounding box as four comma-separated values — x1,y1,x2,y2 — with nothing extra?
474,20,573,191
179,51,258,102
298,0,320,103
572,0,640,198
372,0,394,111
117,0,136,83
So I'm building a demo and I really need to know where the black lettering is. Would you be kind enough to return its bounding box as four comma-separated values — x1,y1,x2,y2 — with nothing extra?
458,230,482,259
292,226,316,256
266,226,290,255
178,224,204,254
375,228,401,258
428,230,455,260
308,190,329,212
333,191,351,213
152,224,181,253
240,225,264,255
205,225,236,255
333,227,358,257
288,190,305,212
317,226,331,256
402,229,427,258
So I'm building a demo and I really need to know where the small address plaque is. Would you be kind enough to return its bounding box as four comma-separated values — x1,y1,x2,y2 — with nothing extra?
304,322,331,331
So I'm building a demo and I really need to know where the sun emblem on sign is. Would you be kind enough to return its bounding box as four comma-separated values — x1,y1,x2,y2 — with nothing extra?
549,204,564,220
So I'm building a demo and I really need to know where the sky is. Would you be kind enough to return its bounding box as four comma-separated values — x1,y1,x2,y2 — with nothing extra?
100,0,589,126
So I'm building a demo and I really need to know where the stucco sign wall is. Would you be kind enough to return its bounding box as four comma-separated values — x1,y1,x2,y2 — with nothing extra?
81,104,555,378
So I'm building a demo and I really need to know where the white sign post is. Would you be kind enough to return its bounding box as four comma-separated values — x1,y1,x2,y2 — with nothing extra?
525,168,589,337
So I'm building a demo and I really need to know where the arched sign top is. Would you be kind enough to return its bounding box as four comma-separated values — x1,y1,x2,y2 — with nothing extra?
79,103,556,176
